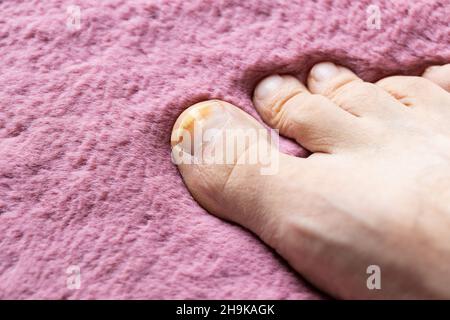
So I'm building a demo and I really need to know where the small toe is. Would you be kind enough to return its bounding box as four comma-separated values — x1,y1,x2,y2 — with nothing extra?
307,62,357,96
376,75,450,111
307,62,405,118
422,64,450,92
253,74,362,153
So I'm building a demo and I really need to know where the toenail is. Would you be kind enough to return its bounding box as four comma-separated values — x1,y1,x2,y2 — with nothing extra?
310,62,340,81
171,100,230,155
254,75,284,99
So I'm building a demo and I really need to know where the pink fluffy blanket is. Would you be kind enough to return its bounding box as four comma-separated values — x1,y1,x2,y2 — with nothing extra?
0,0,448,299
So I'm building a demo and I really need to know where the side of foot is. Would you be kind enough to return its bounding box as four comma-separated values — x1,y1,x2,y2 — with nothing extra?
171,63,450,299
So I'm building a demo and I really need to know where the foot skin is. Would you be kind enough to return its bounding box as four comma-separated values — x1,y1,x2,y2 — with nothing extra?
171,62,450,299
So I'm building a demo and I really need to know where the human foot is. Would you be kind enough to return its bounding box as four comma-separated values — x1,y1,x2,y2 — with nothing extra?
171,62,450,299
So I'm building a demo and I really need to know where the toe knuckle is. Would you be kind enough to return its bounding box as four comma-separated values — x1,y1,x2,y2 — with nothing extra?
352,82,378,95
334,81,378,104
309,93,330,105
379,76,433,92
296,94,324,120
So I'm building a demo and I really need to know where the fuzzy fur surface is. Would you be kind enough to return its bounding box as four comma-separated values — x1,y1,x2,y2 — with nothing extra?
0,0,449,299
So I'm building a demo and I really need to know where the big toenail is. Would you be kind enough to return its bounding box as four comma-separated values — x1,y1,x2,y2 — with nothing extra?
310,62,340,81
254,75,284,99
171,100,230,156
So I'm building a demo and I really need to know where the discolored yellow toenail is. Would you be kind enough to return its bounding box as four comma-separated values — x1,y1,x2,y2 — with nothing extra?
171,100,231,156
171,102,212,146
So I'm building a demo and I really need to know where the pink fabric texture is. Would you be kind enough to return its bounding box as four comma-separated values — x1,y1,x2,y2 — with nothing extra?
0,0,449,299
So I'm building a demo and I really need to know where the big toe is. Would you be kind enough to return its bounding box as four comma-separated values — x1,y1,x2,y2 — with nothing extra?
171,99,297,243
